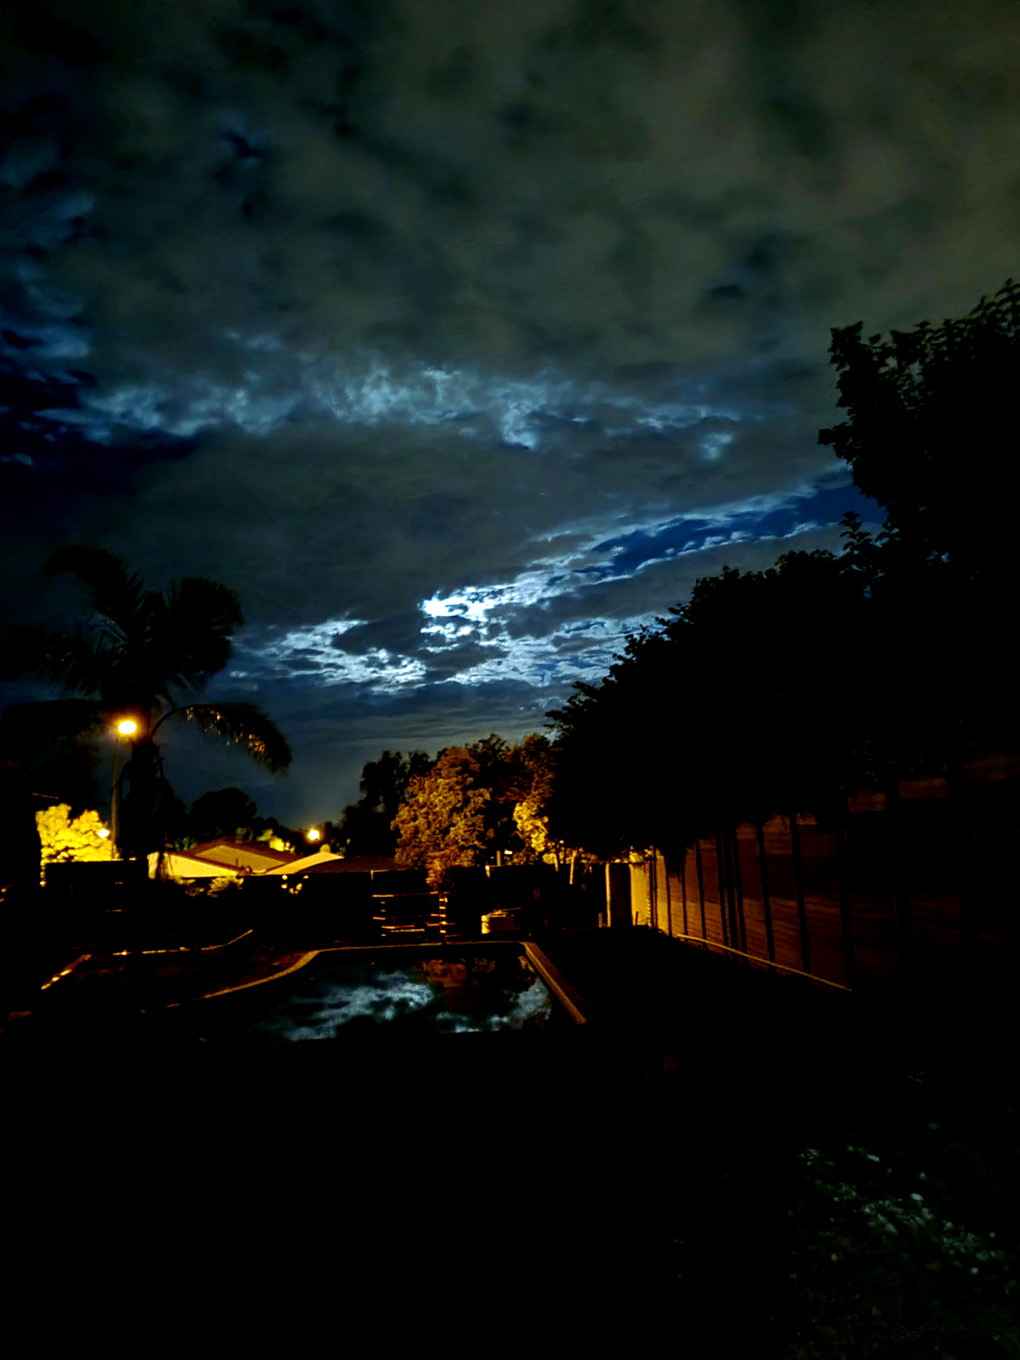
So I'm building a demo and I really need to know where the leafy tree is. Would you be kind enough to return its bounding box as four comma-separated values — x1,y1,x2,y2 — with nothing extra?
0,701,101,890
337,749,432,856
468,733,532,861
818,281,1020,757
36,804,116,866
510,734,563,866
2,546,291,857
390,733,561,884
392,745,492,886
549,547,884,860
256,826,297,854
820,277,1020,590
184,786,260,844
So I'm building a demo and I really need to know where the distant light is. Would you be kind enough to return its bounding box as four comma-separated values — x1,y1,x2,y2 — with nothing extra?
116,719,138,736
97,828,110,839
306,828,321,842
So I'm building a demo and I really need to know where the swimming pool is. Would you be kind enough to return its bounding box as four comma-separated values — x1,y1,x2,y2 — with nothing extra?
193,945,561,1040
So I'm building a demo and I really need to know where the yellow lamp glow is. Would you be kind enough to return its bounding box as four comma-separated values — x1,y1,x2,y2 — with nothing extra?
306,827,321,842
116,719,138,736
97,827,110,839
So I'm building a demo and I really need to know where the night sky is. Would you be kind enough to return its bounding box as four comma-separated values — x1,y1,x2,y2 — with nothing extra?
3,0,1019,824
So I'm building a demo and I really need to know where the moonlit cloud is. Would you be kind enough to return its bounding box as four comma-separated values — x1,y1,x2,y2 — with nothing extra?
69,344,758,455
234,617,428,694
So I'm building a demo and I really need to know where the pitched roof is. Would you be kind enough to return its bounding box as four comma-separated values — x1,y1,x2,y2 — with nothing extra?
304,855,400,874
186,838,299,871
147,851,242,879
262,848,343,875
264,852,401,875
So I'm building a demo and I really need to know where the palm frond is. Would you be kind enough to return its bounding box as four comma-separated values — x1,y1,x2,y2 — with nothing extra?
0,622,109,694
157,578,245,690
176,702,292,773
45,546,143,637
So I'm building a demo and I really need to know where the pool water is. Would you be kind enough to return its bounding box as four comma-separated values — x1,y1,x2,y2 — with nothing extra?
204,953,555,1039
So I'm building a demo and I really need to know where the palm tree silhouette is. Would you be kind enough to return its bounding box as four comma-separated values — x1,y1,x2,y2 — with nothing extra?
4,546,291,858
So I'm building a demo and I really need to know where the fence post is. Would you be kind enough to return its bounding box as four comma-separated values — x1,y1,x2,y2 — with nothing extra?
715,831,730,949
834,810,856,991
664,853,673,937
647,849,657,931
789,812,811,976
680,851,690,938
755,819,776,971
729,826,747,955
695,838,708,949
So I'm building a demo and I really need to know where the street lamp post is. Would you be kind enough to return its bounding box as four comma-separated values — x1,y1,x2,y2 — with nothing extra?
110,718,138,852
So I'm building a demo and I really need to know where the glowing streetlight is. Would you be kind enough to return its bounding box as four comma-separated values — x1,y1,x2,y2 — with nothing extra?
306,827,321,842
111,716,139,850
97,827,110,840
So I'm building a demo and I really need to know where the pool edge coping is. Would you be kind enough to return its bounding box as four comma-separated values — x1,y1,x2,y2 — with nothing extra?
192,938,592,1025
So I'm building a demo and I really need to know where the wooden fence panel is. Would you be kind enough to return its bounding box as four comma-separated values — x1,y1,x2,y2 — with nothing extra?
758,815,808,977
688,843,709,945
795,816,848,989
629,861,652,928
735,824,771,971
666,868,687,939
628,753,1019,1002
842,792,900,992
660,862,671,935
696,837,727,952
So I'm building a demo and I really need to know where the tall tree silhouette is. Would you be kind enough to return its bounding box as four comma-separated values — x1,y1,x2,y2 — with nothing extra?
820,279,1020,753
3,546,291,857
820,277,1020,591
337,749,433,856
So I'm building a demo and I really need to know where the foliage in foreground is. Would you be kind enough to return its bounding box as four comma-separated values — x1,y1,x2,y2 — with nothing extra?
782,1136,1017,1358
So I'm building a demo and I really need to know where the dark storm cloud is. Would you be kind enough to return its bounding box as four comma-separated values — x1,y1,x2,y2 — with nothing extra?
3,0,1019,819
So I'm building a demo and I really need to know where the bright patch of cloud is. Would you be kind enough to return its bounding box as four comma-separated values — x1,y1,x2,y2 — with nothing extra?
440,617,653,690
235,616,428,692
74,344,757,450
234,477,856,695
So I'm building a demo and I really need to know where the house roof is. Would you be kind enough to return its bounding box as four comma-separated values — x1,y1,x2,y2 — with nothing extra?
262,848,344,875
186,838,300,872
305,855,400,875
147,851,242,879
264,853,401,875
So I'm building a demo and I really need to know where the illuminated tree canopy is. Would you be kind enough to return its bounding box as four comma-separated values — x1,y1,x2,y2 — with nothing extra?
391,733,561,885
36,803,116,866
